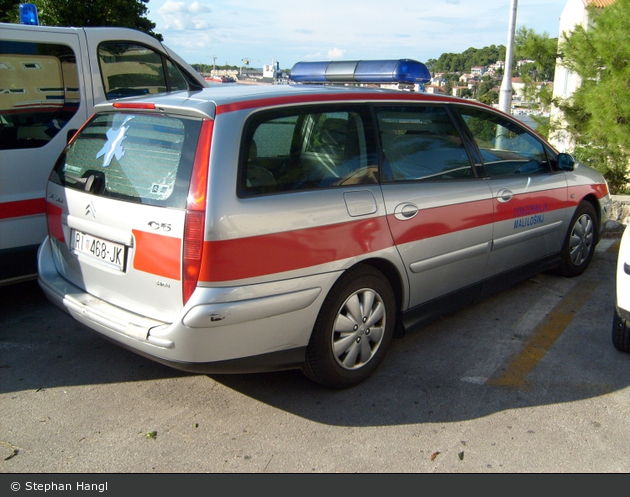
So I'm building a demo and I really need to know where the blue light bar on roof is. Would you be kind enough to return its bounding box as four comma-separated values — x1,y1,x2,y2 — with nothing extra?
289,59,431,84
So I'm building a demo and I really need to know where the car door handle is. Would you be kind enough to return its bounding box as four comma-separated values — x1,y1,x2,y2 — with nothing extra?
496,188,513,203
394,203,419,221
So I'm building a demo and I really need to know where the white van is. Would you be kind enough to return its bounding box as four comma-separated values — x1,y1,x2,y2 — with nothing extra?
0,22,207,284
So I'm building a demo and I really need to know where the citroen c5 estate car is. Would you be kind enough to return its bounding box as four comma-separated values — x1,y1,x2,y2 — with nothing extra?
38,59,612,388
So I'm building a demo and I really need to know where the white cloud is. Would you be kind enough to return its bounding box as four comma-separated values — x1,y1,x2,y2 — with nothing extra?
327,48,346,59
189,2,211,14
158,1,212,31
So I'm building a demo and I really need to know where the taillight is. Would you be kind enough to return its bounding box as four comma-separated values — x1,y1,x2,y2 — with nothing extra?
182,119,213,304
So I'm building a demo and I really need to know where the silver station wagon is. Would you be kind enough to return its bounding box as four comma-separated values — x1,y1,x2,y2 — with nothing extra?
38,59,612,388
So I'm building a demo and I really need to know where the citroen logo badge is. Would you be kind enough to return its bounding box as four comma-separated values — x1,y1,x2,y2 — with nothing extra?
85,201,96,218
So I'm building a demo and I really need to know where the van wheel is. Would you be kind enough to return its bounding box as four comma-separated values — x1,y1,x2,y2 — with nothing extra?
302,265,396,389
557,201,597,277
613,307,630,353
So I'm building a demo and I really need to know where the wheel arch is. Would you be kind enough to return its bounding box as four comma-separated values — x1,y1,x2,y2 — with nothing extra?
350,257,407,337
579,193,603,242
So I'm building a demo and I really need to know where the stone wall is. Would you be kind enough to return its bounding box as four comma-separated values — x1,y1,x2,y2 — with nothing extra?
611,195,630,226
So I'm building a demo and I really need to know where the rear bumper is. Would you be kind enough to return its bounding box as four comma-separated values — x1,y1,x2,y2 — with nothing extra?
37,237,328,373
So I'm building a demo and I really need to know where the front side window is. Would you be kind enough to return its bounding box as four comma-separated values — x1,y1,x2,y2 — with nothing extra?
376,105,473,182
0,40,79,149
98,43,189,99
50,112,201,208
457,106,551,177
239,106,377,196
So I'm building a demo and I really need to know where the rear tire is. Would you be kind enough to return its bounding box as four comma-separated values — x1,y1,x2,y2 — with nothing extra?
302,265,396,389
557,201,598,277
612,307,630,353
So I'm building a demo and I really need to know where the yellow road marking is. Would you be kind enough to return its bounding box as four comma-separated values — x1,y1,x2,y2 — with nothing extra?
486,279,601,389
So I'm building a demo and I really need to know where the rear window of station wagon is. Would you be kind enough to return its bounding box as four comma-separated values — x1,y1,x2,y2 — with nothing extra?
50,112,200,208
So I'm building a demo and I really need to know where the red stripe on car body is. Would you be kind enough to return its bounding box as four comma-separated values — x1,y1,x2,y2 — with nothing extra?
492,187,568,223
198,216,394,282
568,183,609,201
195,182,610,283
125,181,609,284
132,230,181,280
387,199,494,246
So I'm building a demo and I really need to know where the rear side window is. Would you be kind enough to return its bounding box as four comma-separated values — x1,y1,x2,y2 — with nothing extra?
50,112,201,208
239,105,377,196
376,105,473,181
98,42,190,99
0,40,79,150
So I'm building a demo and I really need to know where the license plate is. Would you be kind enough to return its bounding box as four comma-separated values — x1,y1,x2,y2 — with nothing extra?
72,230,127,271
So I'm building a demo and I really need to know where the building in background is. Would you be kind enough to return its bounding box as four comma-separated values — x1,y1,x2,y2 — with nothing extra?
550,0,618,152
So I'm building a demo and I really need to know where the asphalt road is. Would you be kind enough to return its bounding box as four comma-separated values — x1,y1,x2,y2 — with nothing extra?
1,229,629,473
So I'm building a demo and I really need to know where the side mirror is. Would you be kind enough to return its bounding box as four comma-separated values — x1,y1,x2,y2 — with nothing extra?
557,152,575,171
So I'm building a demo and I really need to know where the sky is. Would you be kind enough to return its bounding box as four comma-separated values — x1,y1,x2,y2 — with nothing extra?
144,0,570,70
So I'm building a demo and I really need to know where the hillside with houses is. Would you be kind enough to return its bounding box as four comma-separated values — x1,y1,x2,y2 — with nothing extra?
427,57,552,119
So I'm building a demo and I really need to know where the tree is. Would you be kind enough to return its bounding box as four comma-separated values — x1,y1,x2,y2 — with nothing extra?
514,27,558,82
0,0,162,40
554,0,630,193
0,0,19,22
430,45,505,74
478,90,498,106
475,75,498,104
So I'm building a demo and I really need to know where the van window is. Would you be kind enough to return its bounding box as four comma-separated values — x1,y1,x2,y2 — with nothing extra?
49,112,201,208
239,106,377,196
376,105,473,181
98,42,189,99
0,40,79,150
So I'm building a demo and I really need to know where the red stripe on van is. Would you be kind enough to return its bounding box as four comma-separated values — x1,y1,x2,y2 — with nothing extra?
199,217,394,282
132,230,181,280
0,198,46,220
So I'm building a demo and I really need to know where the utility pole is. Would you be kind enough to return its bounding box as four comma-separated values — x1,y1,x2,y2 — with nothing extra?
499,0,518,114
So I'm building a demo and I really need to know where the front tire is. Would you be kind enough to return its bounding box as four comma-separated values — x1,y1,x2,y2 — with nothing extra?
302,265,396,389
557,201,598,277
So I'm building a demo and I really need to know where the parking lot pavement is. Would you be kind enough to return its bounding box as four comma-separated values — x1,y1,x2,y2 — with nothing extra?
1,228,629,473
